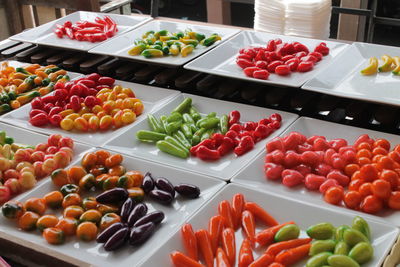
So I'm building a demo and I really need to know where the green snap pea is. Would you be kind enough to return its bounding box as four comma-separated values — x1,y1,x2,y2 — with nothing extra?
173,130,192,150
327,255,360,267
220,114,228,134
310,240,336,256
348,242,373,264
306,252,332,267
343,229,369,247
198,117,220,129
167,112,183,123
335,225,350,241
192,128,206,145
156,140,188,159
334,241,350,255
195,117,208,128
147,114,165,133
136,130,166,142
352,216,371,241
180,124,193,140
159,115,169,133
164,136,189,154
173,98,192,114
206,112,217,118
274,224,300,242
307,222,335,240
200,128,214,142
182,113,195,124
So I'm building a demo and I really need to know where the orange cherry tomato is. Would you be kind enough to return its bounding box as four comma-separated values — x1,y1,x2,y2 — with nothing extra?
79,209,102,224
82,197,98,210
380,169,399,190
377,156,395,170
356,149,372,159
76,221,98,241
108,165,126,176
372,146,388,156
63,205,85,219
125,170,144,187
81,153,98,170
105,154,123,168
51,169,70,187
36,215,59,232
99,213,121,231
18,211,40,231
359,164,379,182
349,179,364,191
361,195,383,214
62,193,82,209
324,186,344,205
373,138,390,151
344,164,360,177
67,166,87,185
371,179,392,199
95,150,111,166
24,198,47,215
357,142,372,151
56,217,78,236
343,191,362,210
43,227,65,245
359,183,373,198
357,157,371,166
43,191,63,209
388,191,400,210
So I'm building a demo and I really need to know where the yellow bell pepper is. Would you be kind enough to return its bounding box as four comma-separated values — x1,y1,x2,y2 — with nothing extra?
392,56,400,75
360,57,378,75
378,54,394,72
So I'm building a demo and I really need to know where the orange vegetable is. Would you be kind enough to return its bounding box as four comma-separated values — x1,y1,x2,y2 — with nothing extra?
67,165,87,185
51,168,70,187
216,247,231,267
63,205,85,219
36,215,59,232
238,238,253,267
43,227,65,245
24,198,47,215
244,202,278,226
56,217,78,236
221,228,236,266
62,193,82,209
255,221,295,246
170,251,206,267
248,253,274,267
43,191,63,209
208,215,225,254
79,209,102,224
241,210,255,245
218,200,234,229
231,193,245,230
76,221,98,241
195,229,214,267
275,243,311,266
181,223,198,261
265,238,312,256
18,211,40,231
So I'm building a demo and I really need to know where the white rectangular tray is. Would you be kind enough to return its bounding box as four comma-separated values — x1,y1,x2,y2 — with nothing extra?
103,93,298,181
0,149,225,267
0,80,179,146
232,117,400,226
302,42,400,106
184,30,349,87
141,183,399,267
10,12,152,52
89,20,241,66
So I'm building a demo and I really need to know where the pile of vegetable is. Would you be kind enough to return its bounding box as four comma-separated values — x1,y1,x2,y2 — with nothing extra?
54,16,118,42
170,193,374,267
29,73,142,132
128,29,222,58
0,133,74,204
265,132,400,213
136,98,282,160
2,150,201,250
0,62,69,114
236,39,329,80
360,54,400,76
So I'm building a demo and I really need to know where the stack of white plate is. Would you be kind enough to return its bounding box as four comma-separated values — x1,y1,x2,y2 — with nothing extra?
254,0,286,34
254,0,331,39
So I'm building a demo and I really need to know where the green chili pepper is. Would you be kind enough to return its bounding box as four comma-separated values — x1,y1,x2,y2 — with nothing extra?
180,124,193,140
192,128,206,146
164,136,189,154
136,130,166,142
147,114,165,133
200,128,214,141
173,98,192,114
202,34,222,47
220,114,228,134
44,67,60,74
160,115,170,135
15,67,30,75
156,140,189,158
197,117,219,129
182,113,195,124
167,112,183,123
165,121,182,135
173,130,192,150
206,112,217,118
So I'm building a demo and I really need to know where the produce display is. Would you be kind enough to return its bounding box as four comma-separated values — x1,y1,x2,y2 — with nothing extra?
28,74,143,132
236,39,329,80
0,133,74,204
0,62,69,114
54,16,118,42
127,29,222,58
2,150,201,250
170,193,374,267
360,55,400,76
265,132,400,214
136,98,282,160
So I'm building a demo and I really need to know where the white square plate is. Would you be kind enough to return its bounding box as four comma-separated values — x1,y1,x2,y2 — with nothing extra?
0,80,179,146
184,30,349,87
232,117,400,226
302,42,400,106
103,93,298,181
0,149,226,267
10,12,152,52
89,20,241,66
141,183,399,267
0,122,91,200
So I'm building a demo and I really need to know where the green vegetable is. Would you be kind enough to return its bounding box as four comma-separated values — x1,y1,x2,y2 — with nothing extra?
334,241,350,255
173,130,192,150
167,112,183,123
136,130,167,142
156,140,189,158
180,124,193,140
192,128,206,145
182,113,195,124
220,115,228,134
198,117,219,129
274,224,300,242
189,107,201,121
4,136,14,145
155,30,169,37
0,104,11,114
343,228,369,247
352,216,371,241
141,49,163,58
164,136,189,154
200,128,214,141
307,222,335,240
306,252,332,267
60,184,80,196
15,67,30,74
165,121,182,135
0,131,6,145
327,255,360,267
7,91,17,101
335,225,350,241
173,98,192,114
310,240,336,256
202,34,221,47
147,114,165,133
348,242,373,264
160,115,170,135
44,67,60,74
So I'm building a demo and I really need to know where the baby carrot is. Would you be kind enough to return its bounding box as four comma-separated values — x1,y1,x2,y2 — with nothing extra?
181,223,198,261
216,247,231,267
231,193,245,230
218,200,234,229
255,221,295,246
244,202,278,226
248,253,274,267
195,229,214,267
208,215,225,254
275,243,312,266
238,238,253,267
241,210,255,244
221,228,236,266
266,238,312,256
170,251,205,267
